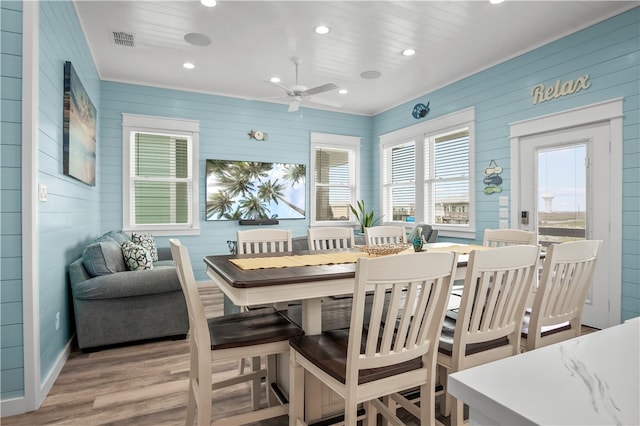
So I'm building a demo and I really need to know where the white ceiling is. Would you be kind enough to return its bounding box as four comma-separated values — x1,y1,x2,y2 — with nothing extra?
74,1,636,116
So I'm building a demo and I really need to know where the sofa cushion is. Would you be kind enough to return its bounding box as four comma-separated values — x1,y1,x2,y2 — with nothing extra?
82,239,127,277
100,230,130,245
132,232,158,261
122,241,154,271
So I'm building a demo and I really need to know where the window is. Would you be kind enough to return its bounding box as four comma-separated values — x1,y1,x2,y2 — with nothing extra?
122,114,200,235
310,133,360,225
380,108,474,238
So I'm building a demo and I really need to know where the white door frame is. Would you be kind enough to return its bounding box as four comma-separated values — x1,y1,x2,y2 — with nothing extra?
510,98,623,328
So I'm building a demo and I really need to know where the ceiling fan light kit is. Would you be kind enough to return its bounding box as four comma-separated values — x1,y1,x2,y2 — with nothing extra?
266,57,342,112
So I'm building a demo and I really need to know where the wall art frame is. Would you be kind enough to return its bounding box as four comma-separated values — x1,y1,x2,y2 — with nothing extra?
63,61,97,186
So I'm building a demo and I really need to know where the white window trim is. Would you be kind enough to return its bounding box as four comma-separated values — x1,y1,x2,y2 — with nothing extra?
310,132,361,227
122,113,200,236
379,107,475,239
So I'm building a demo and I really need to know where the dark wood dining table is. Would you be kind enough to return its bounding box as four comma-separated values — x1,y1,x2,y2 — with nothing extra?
204,244,469,334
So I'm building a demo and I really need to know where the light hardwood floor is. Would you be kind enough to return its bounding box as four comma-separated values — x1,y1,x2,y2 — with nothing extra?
3,285,598,426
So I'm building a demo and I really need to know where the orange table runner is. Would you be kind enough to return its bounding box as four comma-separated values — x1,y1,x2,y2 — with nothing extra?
230,252,368,270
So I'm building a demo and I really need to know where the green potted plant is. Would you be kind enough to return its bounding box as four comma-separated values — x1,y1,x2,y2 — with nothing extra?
349,200,381,234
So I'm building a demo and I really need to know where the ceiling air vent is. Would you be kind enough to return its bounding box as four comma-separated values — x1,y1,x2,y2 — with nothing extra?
112,31,135,47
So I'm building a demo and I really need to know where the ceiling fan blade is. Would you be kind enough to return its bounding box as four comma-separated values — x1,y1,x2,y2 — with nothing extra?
288,99,301,112
264,80,293,95
305,82,338,96
308,96,343,108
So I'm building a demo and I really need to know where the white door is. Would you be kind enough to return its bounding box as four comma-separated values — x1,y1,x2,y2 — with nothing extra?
518,122,613,329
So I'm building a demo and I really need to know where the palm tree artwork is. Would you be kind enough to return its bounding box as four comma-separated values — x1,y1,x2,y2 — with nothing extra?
206,159,306,221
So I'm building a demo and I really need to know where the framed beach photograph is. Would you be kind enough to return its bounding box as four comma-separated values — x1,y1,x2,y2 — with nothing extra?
63,61,96,186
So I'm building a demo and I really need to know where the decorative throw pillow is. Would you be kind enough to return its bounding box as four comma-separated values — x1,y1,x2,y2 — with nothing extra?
82,239,127,276
121,241,154,271
131,232,158,262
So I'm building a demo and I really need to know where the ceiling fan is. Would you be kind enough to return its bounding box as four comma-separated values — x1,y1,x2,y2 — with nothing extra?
266,57,341,112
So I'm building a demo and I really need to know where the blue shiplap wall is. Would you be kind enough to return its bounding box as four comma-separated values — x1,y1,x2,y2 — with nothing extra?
99,82,372,281
373,8,639,321
38,1,100,380
1,0,25,400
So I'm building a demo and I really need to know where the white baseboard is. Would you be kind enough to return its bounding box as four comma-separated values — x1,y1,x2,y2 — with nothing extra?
0,336,73,418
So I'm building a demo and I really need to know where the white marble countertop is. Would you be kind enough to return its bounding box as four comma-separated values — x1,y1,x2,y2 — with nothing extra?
449,317,640,426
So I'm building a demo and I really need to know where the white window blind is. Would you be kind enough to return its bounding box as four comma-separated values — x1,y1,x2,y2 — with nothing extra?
131,132,191,225
122,114,200,235
425,129,470,225
382,141,416,222
310,133,360,225
380,107,475,238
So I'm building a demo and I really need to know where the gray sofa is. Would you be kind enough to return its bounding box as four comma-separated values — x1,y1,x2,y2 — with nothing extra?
68,231,189,350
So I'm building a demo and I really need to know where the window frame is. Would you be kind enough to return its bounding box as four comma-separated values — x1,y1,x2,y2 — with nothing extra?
310,132,361,227
379,108,475,239
122,113,200,236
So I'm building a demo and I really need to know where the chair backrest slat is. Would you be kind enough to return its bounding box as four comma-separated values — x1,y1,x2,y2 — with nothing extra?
349,252,457,372
454,245,539,365
365,225,406,245
237,229,292,254
483,229,537,247
307,227,355,251
525,240,601,351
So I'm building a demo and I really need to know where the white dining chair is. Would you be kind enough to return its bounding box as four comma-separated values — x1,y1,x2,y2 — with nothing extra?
364,225,406,245
521,240,601,352
289,251,458,426
483,228,537,247
237,229,292,254
307,226,355,251
236,228,294,374
169,239,303,426
437,244,540,426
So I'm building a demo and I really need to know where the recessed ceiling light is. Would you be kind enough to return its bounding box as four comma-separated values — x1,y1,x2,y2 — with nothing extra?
402,49,416,56
490,0,504,4
338,89,348,95
184,33,211,47
314,25,330,35
183,62,195,69
200,0,216,7
360,70,381,79
270,77,281,83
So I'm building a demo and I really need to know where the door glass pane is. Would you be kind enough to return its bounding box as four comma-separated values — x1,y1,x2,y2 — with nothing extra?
537,144,586,247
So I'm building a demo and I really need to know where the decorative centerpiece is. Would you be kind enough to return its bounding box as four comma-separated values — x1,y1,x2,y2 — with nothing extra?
412,227,424,252
354,243,411,257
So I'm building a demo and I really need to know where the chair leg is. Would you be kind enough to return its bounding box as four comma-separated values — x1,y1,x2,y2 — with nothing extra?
266,354,278,406
250,356,262,410
185,387,197,426
345,395,358,426
450,397,464,426
438,366,451,417
421,382,433,426
364,400,377,426
289,352,305,426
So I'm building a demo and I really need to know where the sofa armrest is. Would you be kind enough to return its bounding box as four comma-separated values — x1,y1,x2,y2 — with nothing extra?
71,266,181,300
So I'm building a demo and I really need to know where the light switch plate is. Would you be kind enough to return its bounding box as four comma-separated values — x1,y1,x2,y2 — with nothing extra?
499,208,509,218
499,219,509,229
499,196,509,206
38,184,48,201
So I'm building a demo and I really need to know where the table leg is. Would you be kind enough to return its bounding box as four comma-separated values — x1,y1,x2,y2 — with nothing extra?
302,298,323,421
